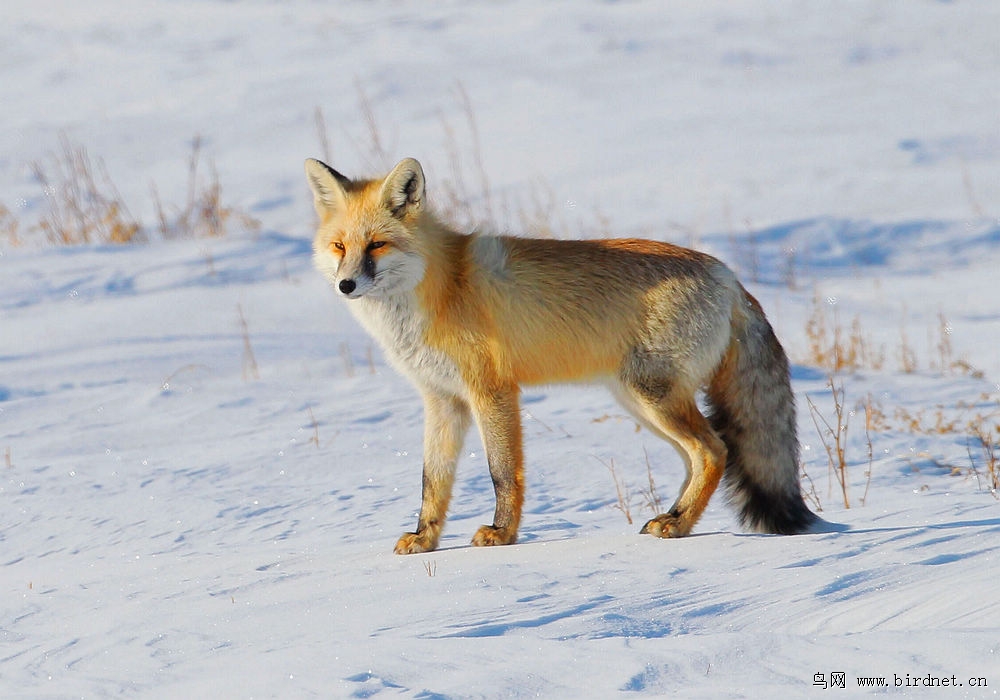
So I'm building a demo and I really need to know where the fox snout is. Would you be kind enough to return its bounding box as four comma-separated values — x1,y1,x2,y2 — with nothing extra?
336,252,379,297
337,273,372,298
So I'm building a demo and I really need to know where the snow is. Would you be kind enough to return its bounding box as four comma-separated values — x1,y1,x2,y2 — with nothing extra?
2,1,1000,697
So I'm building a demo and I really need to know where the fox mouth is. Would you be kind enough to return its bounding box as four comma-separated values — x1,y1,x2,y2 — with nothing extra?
339,283,370,299
338,276,382,299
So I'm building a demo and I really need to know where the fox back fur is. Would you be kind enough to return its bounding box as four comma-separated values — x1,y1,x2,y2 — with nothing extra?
306,156,817,553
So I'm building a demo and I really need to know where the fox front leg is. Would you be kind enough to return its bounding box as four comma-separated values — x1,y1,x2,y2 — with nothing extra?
394,392,471,554
469,387,525,547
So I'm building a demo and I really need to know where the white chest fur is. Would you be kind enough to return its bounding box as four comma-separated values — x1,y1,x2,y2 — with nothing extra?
348,293,466,397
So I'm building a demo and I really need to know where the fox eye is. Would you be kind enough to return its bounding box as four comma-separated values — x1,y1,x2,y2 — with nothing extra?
331,241,345,252
367,241,386,252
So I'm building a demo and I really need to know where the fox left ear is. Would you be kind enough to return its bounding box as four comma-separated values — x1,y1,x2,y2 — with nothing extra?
304,158,350,218
381,158,425,219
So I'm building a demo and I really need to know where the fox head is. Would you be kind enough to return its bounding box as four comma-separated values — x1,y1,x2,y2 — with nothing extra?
305,157,428,299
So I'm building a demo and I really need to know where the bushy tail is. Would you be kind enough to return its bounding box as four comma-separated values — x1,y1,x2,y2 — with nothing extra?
706,287,817,534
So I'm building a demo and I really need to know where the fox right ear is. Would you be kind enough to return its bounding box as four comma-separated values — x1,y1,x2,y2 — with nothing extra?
381,158,425,219
304,158,350,218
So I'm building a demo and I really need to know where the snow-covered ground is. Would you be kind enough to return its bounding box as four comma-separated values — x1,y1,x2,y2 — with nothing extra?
3,2,999,697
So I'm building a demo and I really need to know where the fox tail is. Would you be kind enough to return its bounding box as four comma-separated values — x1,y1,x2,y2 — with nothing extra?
706,288,818,534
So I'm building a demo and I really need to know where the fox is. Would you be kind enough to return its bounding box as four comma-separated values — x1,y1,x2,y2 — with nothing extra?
305,156,817,554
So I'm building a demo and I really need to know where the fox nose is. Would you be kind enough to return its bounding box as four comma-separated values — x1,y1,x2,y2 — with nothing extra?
339,279,357,295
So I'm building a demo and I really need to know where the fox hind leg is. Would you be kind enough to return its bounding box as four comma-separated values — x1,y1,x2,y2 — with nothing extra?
616,383,727,538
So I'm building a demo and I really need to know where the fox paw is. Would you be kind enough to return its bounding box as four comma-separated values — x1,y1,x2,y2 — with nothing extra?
394,532,438,555
471,524,517,547
640,513,691,539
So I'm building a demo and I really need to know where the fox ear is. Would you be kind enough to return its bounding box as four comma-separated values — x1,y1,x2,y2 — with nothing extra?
380,158,425,218
304,158,350,218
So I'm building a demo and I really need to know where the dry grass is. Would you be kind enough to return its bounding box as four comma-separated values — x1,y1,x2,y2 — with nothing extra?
800,458,824,513
641,447,663,514
810,381,1000,502
339,341,355,378
1,203,21,246
806,378,852,509
307,406,321,449
802,382,874,509
601,456,634,525
861,393,876,506
237,304,260,382
159,363,210,394
891,394,996,437
600,449,667,524
4,134,258,247
801,295,986,382
326,340,379,379
960,161,986,218
31,135,142,245
897,324,919,374
153,135,260,239
804,294,885,373
872,391,1000,497
314,106,334,165
967,417,1000,496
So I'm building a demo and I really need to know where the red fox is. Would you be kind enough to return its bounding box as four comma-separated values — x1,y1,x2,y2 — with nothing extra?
306,157,817,554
